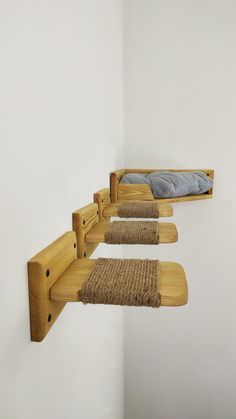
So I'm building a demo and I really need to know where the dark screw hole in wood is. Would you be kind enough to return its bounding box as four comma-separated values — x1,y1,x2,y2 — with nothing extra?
102,199,104,203
48,314,52,322
83,220,86,225
84,252,87,258
74,243,76,248
46,269,50,278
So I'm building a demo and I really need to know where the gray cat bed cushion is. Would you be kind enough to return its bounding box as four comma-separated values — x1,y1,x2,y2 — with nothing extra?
120,171,213,198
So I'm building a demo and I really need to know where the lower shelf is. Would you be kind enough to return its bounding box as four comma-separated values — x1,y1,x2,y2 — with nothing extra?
50,258,188,307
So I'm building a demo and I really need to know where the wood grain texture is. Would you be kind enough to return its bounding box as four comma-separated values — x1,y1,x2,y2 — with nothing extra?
93,188,111,222
85,221,178,244
50,259,188,307
72,203,99,258
28,232,77,342
110,169,126,203
103,202,173,218
110,168,214,203
118,184,154,201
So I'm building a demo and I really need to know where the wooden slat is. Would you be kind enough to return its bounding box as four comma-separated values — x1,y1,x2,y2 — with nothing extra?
110,169,126,203
117,184,154,201
72,203,99,258
155,194,213,204
28,232,77,342
85,221,178,244
50,259,188,307
94,188,111,221
103,202,173,218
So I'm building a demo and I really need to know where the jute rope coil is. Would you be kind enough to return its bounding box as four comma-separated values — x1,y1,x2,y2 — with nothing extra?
104,221,159,244
118,201,159,218
80,258,161,307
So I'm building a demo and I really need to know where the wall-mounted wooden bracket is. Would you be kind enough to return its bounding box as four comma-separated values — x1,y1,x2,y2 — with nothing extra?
72,203,99,258
94,188,173,220
73,203,178,251
28,232,77,342
28,232,188,341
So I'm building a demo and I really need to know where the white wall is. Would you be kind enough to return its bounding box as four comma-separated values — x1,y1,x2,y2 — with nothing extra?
123,1,236,419
0,1,123,418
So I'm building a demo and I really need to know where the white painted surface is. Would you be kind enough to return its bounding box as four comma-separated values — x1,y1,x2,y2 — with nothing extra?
0,1,123,418
123,1,236,418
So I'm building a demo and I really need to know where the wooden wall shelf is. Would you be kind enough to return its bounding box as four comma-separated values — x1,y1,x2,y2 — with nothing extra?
28,232,188,341
94,188,173,221
110,169,214,204
73,203,177,256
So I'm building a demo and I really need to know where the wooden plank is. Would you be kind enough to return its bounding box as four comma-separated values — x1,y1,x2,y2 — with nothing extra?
93,188,111,222
117,184,154,201
103,202,173,218
85,221,178,244
72,203,99,258
28,232,77,342
50,259,188,307
110,169,126,203
155,194,213,204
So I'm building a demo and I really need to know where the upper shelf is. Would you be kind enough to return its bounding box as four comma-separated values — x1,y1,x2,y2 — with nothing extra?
110,169,214,204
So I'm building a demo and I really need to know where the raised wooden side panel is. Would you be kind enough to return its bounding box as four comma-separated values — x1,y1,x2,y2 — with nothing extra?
94,188,111,222
28,232,77,342
117,184,154,202
110,169,126,203
72,203,99,258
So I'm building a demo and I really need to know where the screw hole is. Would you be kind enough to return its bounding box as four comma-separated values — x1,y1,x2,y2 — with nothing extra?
82,220,86,225
84,252,87,258
46,269,50,278
74,243,76,248
48,314,52,322
97,211,99,215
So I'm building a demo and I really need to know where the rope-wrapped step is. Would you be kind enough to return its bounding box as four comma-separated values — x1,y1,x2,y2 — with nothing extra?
80,258,161,307
104,221,159,244
118,201,159,218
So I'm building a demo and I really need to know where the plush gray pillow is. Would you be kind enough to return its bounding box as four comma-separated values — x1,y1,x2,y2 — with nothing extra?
120,171,213,198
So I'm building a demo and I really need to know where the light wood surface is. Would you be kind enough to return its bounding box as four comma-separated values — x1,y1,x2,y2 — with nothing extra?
85,221,178,244
103,202,173,218
110,168,214,203
73,203,99,258
118,184,154,201
94,188,111,221
110,169,126,203
50,259,188,307
28,232,77,342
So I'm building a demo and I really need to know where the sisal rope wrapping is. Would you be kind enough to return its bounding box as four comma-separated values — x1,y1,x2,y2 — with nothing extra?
80,258,161,307
104,221,159,244
118,201,159,218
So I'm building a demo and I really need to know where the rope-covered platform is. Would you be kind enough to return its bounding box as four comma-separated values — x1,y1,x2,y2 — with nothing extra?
104,221,159,244
118,201,159,218
80,258,161,307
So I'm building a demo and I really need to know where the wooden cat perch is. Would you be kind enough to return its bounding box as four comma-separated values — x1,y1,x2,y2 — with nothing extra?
27,168,214,342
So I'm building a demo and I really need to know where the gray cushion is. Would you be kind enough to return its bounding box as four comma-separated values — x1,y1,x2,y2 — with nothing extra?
120,171,213,198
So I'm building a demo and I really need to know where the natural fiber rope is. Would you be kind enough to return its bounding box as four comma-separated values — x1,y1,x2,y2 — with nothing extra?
118,201,159,218
80,258,161,307
104,221,159,244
